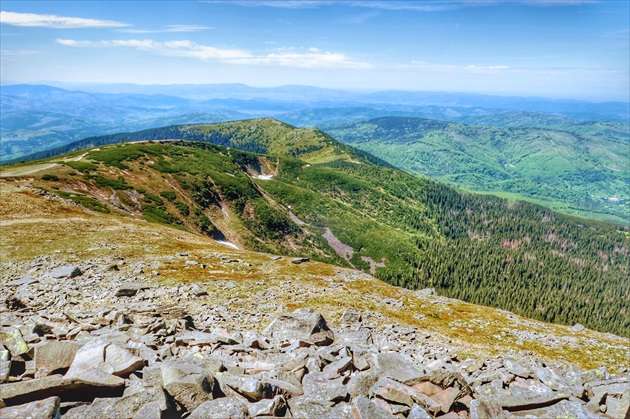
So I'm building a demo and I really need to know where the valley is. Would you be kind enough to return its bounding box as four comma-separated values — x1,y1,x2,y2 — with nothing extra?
325,117,629,224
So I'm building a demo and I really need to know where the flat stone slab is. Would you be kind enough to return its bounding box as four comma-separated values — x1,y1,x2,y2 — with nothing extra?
0,374,124,406
50,265,82,279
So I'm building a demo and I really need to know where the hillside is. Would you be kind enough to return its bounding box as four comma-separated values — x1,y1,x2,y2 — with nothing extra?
325,117,630,223
1,180,628,418
12,118,389,168
1,124,628,339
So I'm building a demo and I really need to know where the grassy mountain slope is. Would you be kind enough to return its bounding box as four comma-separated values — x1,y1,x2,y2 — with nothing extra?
12,118,391,168
2,181,628,372
2,125,628,337
326,117,629,223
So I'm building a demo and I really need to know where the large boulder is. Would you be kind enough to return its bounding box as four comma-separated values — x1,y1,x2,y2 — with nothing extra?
35,341,84,377
263,308,334,346
374,352,424,384
62,389,165,419
0,374,124,405
65,340,144,380
370,377,441,414
159,362,215,412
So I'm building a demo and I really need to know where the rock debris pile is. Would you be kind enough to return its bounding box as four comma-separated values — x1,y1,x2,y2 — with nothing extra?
0,260,628,419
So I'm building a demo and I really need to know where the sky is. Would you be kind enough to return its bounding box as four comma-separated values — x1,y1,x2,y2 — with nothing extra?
1,1,629,101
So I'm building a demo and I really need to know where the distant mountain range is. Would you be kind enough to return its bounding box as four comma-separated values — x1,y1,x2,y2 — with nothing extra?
2,83,629,163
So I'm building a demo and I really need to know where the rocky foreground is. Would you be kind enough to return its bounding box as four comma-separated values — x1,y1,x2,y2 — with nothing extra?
1,256,629,419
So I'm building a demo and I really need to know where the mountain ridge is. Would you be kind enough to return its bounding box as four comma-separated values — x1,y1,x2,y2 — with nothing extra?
2,121,628,338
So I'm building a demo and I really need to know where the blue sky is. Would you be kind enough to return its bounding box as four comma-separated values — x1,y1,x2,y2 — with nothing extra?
1,1,628,101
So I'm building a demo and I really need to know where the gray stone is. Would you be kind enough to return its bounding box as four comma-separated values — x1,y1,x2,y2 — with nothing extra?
470,399,509,419
302,373,347,403
0,374,124,405
247,395,287,417
35,341,84,376
188,398,249,419
291,257,310,264
63,389,161,419
0,327,29,358
516,399,601,419
216,372,264,402
259,376,304,397
424,369,471,397
431,385,460,413
331,402,355,419
132,401,162,419
0,360,10,383
536,364,583,398
50,265,82,278
374,352,424,384
0,396,60,419
497,380,569,410
408,403,433,419
582,366,609,384
571,323,585,332
115,283,148,297
160,362,215,412
348,370,379,398
352,395,397,419
322,356,352,378
606,386,630,419
370,376,441,414
263,308,334,346
65,340,144,379
504,358,531,379
340,309,361,323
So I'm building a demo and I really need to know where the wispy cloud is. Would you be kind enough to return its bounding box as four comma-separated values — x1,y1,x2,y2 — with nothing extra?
117,25,214,34
1,49,40,57
521,0,596,5
221,0,595,10
0,11,129,28
405,61,511,72
223,1,460,11
56,39,372,69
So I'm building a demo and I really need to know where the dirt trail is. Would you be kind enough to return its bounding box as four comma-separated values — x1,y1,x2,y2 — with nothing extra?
0,164,57,177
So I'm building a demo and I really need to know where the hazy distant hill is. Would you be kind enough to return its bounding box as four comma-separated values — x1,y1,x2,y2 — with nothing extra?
2,83,628,163
326,117,630,223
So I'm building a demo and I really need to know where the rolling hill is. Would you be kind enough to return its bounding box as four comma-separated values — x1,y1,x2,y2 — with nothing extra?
2,119,628,338
3,83,629,163
325,117,629,223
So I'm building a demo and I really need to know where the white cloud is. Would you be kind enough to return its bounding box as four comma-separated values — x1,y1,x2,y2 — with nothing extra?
221,0,594,10
223,1,459,11
407,61,510,72
0,11,129,28
117,25,214,34
56,38,372,69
